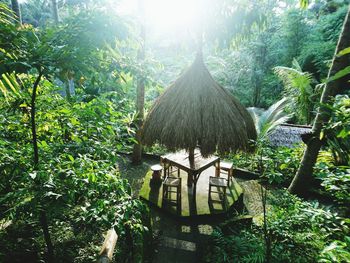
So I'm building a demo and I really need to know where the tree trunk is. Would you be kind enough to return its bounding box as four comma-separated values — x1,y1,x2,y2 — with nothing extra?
288,6,350,195
11,0,22,25
40,210,55,263
98,229,118,263
52,0,59,24
65,79,71,100
31,71,43,169
31,69,55,262
131,72,145,164
261,186,271,263
252,73,261,107
132,0,145,164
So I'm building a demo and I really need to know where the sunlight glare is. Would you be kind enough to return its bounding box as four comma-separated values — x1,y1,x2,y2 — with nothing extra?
144,0,199,32
117,0,200,33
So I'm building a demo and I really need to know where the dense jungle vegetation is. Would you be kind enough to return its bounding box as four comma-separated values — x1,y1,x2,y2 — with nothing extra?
0,0,349,262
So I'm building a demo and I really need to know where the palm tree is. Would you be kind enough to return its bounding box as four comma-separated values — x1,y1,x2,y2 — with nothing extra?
274,59,315,125
248,97,292,143
288,6,350,195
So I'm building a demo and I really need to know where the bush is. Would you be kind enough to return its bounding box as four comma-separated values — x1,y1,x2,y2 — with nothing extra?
0,83,151,261
204,190,349,263
229,145,303,186
314,160,350,205
318,236,350,262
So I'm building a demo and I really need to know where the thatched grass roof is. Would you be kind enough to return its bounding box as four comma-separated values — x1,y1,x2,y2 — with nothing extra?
142,53,257,157
268,124,311,148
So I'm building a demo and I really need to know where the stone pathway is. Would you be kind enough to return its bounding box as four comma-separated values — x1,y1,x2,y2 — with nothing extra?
149,180,267,263
150,210,214,263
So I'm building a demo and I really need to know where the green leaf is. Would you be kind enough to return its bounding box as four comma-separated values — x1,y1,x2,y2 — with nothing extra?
69,117,80,125
68,154,75,162
299,0,309,9
41,141,48,148
326,66,350,83
19,103,28,108
337,47,350,57
0,79,8,97
337,129,349,139
320,130,325,140
59,108,71,114
2,73,21,97
280,163,288,170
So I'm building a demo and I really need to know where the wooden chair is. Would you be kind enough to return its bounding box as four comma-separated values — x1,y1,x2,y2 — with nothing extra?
162,176,181,207
220,161,234,186
168,165,180,177
161,161,180,179
208,176,228,209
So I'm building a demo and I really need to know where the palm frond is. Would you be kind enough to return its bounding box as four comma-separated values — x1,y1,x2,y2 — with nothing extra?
274,59,314,124
248,97,292,142
247,107,262,134
0,73,22,102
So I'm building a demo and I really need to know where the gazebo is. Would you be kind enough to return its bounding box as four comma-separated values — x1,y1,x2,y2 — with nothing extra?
142,52,256,157
139,52,257,217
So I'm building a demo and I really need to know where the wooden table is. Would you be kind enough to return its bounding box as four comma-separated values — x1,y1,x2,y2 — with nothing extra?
161,149,220,193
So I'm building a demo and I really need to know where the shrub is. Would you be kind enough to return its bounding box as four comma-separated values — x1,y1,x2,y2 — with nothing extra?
314,160,350,205
204,190,349,263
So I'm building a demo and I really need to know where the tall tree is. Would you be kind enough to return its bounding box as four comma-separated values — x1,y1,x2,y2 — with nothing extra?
30,67,55,263
132,0,145,164
251,33,268,107
288,5,350,195
11,0,21,25
52,0,59,24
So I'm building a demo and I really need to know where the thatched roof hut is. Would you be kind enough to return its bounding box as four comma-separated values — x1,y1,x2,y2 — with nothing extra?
269,124,312,148
142,52,257,157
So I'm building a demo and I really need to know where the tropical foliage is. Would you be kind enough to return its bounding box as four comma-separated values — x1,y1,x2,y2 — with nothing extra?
1,0,350,262
205,191,350,263
274,60,317,124
248,97,291,142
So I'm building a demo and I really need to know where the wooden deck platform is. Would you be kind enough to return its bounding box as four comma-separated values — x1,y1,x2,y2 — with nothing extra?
139,166,243,217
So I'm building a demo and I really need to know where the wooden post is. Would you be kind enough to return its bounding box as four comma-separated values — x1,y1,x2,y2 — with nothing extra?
188,148,195,186
215,160,220,177
98,229,118,263
188,148,195,167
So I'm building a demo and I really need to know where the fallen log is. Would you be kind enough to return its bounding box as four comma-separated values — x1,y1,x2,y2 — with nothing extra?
97,228,118,263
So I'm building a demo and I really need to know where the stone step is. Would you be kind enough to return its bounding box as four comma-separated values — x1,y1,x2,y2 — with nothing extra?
160,236,197,252
154,246,197,263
